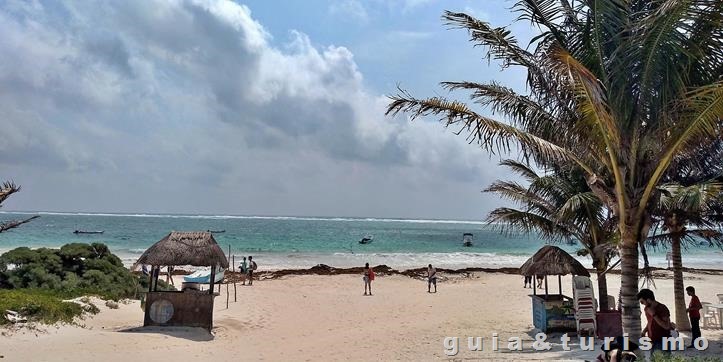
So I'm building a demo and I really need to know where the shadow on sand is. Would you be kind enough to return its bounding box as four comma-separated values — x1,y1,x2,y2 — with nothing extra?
118,326,214,342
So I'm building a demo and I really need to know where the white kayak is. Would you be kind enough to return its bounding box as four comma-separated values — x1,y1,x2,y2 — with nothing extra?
183,268,225,284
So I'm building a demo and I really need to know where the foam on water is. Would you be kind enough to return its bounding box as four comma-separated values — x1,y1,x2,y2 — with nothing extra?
2,211,722,271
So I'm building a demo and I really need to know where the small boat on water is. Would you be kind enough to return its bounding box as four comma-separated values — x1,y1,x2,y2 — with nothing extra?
74,230,104,234
183,268,225,284
462,233,473,247
358,235,374,244
207,229,226,234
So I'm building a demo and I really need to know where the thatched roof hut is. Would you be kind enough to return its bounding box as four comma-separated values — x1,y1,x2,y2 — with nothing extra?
519,245,590,277
135,231,229,268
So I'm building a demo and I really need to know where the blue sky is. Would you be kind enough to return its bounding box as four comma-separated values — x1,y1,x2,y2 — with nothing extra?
0,0,537,220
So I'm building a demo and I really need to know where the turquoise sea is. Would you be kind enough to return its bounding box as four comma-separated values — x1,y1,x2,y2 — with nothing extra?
1,212,722,270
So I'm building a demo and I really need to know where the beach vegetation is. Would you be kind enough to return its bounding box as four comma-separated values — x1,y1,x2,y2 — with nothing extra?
0,289,89,326
0,242,173,325
387,0,723,338
485,160,618,309
647,181,723,330
650,353,722,362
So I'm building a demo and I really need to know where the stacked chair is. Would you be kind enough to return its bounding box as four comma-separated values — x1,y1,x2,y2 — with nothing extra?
701,302,719,329
573,276,597,336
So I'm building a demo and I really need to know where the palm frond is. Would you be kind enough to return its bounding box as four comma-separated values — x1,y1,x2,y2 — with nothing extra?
442,11,536,69
640,81,723,215
0,181,20,206
498,159,540,182
385,90,596,174
487,207,573,243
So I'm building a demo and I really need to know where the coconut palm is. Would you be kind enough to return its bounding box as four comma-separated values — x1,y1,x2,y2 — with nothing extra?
647,180,723,330
486,160,618,310
386,1,723,337
0,181,37,233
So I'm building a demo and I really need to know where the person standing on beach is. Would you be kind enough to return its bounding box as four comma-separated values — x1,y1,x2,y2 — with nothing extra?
239,256,248,285
166,265,175,286
536,275,544,288
248,256,257,286
638,288,673,353
524,275,532,288
363,262,374,296
686,286,703,348
427,264,437,293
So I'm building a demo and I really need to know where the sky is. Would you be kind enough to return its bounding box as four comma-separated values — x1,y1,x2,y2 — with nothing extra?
0,0,537,220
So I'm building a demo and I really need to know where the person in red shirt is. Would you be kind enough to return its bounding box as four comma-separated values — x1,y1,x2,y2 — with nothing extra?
686,286,703,347
637,288,672,353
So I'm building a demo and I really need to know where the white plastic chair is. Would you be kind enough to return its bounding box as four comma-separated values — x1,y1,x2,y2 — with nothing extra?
702,302,719,329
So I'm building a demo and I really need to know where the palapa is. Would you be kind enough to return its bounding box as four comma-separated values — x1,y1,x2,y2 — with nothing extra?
519,245,589,277
134,231,229,268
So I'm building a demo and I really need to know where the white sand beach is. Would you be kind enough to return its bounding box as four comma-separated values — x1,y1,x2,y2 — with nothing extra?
2,270,722,361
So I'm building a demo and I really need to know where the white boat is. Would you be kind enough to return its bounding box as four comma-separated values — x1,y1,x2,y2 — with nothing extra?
182,268,225,284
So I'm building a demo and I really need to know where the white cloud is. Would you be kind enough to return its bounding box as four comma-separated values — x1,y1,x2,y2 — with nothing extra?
329,0,369,23
0,0,500,218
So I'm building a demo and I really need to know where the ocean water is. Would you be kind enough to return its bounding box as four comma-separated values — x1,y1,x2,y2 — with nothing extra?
1,212,722,270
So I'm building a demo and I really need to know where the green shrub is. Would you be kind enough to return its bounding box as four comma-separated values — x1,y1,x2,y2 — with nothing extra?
0,289,90,326
0,242,172,301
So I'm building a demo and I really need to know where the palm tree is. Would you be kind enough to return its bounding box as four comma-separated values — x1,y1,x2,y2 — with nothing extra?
647,181,723,330
486,160,618,310
387,1,723,337
0,181,38,233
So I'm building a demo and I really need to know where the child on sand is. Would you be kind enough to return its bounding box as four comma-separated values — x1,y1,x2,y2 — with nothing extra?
363,263,374,296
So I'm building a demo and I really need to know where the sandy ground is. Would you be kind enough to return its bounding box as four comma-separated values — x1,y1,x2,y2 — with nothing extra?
1,270,722,361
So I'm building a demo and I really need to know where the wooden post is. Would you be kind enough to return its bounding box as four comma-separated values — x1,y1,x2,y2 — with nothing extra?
152,266,160,292
226,283,229,309
232,255,237,302
533,276,537,296
209,265,216,295
544,275,548,297
558,275,562,296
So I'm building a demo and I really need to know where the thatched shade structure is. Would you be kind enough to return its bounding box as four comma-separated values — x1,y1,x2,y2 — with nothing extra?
520,245,589,298
135,231,229,268
519,245,590,277
135,231,229,332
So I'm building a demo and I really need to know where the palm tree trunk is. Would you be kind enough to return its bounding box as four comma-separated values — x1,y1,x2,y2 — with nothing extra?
671,232,691,331
596,267,609,311
592,254,609,311
619,240,642,339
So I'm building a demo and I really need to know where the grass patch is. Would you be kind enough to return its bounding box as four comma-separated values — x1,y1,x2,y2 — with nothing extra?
0,289,93,326
651,353,722,362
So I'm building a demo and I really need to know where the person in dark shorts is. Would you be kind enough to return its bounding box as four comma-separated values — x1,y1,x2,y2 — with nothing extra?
363,262,374,296
427,264,437,293
524,275,532,288
686,286,703,347
248,256,257,286
638,288,673,353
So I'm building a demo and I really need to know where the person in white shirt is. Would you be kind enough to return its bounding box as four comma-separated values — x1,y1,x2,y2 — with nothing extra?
427,264,437,293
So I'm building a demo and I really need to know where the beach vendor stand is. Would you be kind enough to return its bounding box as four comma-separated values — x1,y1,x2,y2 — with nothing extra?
520,245,590,333
134,231,228,331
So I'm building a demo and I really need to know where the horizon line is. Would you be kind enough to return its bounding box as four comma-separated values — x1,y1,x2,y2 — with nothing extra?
0,210,489,224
